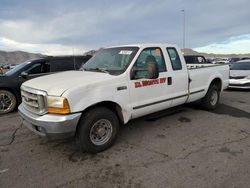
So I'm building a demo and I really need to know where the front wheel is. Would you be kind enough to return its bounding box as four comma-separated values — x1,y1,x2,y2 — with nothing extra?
201,85,220,110
77,107,119,153
0,90,17,115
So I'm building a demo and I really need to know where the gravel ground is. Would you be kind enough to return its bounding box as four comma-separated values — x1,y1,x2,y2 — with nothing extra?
0,90,250,188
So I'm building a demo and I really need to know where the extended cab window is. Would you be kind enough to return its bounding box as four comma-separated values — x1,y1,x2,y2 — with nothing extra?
167,48,182,71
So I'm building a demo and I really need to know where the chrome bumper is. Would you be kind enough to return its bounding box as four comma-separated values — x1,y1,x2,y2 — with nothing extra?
18,104,82,140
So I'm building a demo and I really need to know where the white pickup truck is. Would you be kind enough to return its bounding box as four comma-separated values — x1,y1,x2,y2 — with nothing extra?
19,43,229,153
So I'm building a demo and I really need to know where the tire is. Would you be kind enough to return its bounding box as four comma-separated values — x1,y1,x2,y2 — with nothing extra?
0,90,17,115
201,84,220,110
77,107,120,153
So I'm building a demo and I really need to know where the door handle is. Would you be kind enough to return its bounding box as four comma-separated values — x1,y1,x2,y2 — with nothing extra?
167,77,172,85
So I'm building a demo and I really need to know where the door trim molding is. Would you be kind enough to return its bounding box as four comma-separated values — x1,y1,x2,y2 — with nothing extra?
133,94,188,110
132,89,205,110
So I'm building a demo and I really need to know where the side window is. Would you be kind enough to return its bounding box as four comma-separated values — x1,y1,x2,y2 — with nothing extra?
26,63,43,75
43,62,51,73
167,48,182,71
197,56,205,63
74,57,89,70
50,58,74,72
132,48,166,79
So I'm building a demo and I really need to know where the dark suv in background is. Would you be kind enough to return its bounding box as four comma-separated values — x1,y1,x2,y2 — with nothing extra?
184,55,211,64
0,55,92,114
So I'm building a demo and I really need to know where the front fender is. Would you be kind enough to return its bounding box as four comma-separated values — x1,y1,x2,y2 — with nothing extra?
63,83,132,123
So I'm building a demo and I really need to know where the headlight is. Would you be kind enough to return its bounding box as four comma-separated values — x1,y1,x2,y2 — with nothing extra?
47,96,71,114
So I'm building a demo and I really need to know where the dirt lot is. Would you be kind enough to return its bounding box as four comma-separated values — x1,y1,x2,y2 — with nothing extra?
0,90,250,188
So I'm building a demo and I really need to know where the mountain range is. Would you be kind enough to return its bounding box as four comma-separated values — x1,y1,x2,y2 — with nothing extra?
1,49,250,65
181,49,250,59
0,51,44,65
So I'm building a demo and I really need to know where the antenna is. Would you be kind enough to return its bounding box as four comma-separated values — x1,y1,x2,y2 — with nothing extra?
181,9,186,49
72,47,76,70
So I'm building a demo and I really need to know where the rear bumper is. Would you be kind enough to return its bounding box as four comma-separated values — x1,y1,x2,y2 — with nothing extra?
18,105,82,140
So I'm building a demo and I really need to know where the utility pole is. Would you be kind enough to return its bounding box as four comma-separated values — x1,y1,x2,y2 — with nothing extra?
181,9,186,49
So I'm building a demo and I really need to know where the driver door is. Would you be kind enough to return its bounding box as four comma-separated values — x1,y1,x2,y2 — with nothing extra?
129,47,172,119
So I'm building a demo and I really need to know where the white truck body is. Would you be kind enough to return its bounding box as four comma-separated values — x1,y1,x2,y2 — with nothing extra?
18,43,229,151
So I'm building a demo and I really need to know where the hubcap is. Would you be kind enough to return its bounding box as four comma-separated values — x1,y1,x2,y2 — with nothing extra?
0,93,12,112
90,119,113,146
210,90,218,106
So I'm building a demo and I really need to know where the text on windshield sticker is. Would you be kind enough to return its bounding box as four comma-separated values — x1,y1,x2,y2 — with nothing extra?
119,50,133,55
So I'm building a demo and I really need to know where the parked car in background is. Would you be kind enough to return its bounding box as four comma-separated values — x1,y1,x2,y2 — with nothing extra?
213,60,229,65
184,55,211,64
1,64,17,70
241,57,250,61
9,64,16,69
228,58,241,63
229,60,250,89
0,55,92,114
3,64,11,69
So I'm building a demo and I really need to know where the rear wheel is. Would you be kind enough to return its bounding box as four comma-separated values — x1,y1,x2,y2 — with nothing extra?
201,85,220,110
77,107,119,153
0,90,17,115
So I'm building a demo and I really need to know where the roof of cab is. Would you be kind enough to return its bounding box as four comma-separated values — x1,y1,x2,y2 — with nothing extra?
109,43,178,48
28,55,91,62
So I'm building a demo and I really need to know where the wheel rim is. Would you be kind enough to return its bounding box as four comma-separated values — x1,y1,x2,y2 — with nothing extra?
0,92,13,112
89,119,113,146
210,90,218,106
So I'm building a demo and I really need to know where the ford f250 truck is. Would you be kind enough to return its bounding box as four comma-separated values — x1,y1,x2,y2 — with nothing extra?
18,43,229,153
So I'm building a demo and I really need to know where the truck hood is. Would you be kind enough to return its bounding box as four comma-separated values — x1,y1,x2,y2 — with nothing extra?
22,71,117,96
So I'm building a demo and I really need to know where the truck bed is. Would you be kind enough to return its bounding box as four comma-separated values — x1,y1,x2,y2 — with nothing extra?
187,63,226,69
186,64,230,103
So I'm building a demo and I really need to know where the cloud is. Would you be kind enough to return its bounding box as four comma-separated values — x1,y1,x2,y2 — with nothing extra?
0,37,88,55
0,0,249,54
194,34,250,54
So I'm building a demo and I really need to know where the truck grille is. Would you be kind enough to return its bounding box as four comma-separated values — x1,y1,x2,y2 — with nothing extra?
21,86,47,115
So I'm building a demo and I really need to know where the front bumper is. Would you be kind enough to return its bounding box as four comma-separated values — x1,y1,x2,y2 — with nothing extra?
18,105,82,140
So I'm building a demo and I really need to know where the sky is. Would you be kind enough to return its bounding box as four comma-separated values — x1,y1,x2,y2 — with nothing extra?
0,0,249,55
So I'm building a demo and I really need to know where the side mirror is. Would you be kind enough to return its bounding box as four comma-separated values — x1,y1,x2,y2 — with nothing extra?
20,71,28,78
130,67,136,80
147,62,159,79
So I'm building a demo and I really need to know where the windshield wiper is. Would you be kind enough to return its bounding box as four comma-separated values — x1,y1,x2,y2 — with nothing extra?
84,68,110,74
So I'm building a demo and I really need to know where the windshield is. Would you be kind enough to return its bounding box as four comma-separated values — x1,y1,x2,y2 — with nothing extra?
230,62,250,70
82,47,139,75
4,61,30,76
